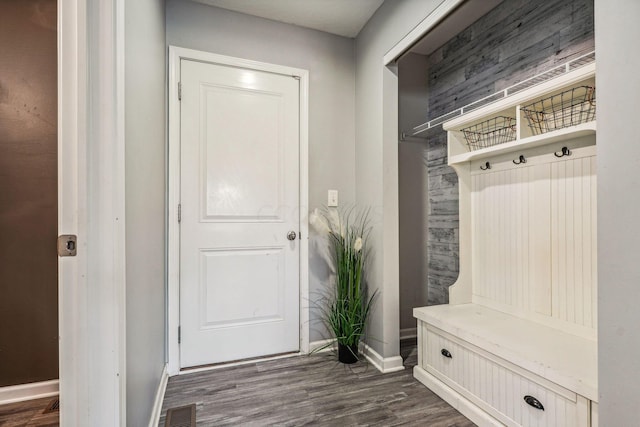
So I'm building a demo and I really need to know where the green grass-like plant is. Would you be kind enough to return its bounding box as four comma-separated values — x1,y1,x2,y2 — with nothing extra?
310,207,377,355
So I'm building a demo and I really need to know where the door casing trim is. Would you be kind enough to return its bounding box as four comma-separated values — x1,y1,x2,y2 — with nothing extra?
167,46,309,375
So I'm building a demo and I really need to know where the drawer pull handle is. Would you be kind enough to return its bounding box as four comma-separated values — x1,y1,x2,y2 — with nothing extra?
440,349,452,358
524,395,544,411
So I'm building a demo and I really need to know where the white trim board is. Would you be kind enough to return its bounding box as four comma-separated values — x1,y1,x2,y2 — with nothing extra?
167,46,310,375
58,0,88,422
308,339,405,374
58,0,127,425
148,365,169,427
0,380,59,406
309,339,336,353
413,366,501,427
361,343,405,373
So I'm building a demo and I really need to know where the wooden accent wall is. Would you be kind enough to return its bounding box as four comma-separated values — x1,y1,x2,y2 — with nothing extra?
0,0,58,386
424,0,594,305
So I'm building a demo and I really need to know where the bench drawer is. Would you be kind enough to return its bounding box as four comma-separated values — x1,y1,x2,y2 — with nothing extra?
424,326,589,427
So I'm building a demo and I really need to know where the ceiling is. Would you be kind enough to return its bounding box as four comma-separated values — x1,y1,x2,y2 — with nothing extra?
191,0,385,38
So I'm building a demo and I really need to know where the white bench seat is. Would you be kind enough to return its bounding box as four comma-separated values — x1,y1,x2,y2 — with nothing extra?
414,303,597,401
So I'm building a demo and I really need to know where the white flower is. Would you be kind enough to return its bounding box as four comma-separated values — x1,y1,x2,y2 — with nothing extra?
309,209,331,234
354,237,363,252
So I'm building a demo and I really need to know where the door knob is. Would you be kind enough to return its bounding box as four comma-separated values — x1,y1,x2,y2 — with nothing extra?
287,231,297,241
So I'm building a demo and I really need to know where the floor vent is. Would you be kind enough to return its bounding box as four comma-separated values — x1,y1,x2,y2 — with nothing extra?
43,398,60,414
164,404,196,427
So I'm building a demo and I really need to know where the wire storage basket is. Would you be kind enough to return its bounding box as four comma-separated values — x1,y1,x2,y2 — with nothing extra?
522,85,595,135
461,116,516,151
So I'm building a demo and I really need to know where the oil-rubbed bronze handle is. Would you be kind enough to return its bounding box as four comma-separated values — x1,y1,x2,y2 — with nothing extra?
440,349,452,358
524,395,544,411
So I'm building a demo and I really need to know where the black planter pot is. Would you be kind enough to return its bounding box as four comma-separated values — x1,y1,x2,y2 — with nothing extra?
338,342,359,364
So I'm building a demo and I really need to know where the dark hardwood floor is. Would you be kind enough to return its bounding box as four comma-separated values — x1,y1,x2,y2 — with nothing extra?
0,396,59,427
159,340,476,426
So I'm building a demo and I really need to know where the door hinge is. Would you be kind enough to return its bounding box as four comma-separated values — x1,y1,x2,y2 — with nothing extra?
178,82,182,100
178,203,181,223
178,326,181,344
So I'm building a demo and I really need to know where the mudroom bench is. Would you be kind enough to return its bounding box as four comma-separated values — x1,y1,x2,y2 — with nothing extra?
412,60,598,427
414,304,597,427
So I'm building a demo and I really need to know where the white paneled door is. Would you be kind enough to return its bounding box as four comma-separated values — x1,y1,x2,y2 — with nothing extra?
179,59,300,367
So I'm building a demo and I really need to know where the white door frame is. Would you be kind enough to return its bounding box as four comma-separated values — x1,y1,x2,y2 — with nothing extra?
167,46,309,375
58,0,126,425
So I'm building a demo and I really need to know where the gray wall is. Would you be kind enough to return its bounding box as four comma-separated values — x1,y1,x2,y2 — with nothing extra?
595,0,640,424
125,0,166,425
166,0,356,342
398,53,430,332
423,0,594,305
355,0,444,358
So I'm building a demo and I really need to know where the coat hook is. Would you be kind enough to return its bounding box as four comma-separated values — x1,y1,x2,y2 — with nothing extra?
554,146,571,157
513,155,527,165
480,161,491,170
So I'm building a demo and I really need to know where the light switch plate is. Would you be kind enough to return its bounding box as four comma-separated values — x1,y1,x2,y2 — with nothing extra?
328,190,338,207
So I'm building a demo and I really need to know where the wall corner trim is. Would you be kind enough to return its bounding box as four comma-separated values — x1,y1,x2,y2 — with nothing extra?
0,380,59,405
148,364,169,427
362,343,405,373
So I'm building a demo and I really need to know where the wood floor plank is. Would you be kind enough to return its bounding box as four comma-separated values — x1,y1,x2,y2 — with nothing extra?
0,397,59,427
159,341,476,426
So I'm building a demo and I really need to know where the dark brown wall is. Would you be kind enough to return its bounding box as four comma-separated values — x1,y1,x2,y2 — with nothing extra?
0,0,58,386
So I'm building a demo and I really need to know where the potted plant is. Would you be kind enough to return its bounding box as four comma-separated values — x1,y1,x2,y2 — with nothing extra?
310,207,376,364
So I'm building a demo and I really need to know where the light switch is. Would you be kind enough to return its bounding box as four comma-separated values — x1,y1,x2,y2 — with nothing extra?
328,190,338,207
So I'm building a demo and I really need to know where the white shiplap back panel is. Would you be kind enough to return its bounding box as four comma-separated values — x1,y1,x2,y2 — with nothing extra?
472,163,550,313
471,148,597,334
550,155,597,329
530,164,552,316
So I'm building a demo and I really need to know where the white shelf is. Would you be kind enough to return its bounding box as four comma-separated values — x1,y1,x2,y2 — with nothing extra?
448,121,596,165
443,63,595,131
443,64,596,166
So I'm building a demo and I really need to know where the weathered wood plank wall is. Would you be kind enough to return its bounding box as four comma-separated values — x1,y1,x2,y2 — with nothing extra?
425,0,594,304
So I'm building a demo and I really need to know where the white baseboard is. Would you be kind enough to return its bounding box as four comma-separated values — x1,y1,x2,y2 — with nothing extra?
308,338,336,353
361,343,405,373
400,327,417,340
148,364,169,427
310,339,405,373
0,380,59,405
413,366,500,427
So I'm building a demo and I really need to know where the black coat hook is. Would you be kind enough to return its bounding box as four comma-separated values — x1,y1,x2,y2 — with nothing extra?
554,146,572,157
480,161,491,170
513,155,527,165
